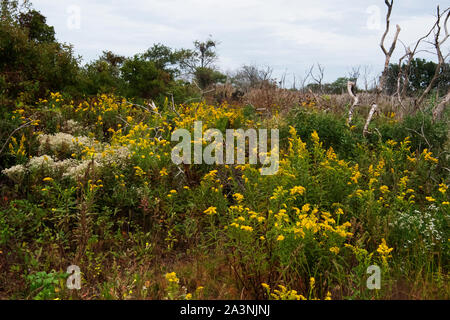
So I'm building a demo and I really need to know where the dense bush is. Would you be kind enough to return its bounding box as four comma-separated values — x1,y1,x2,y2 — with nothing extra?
286,107,364,159
374,112,448,155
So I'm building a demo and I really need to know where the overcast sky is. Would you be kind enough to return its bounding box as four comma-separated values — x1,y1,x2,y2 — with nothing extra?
33,0,449,86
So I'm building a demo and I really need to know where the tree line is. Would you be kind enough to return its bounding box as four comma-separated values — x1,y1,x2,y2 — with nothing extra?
1,0,448,109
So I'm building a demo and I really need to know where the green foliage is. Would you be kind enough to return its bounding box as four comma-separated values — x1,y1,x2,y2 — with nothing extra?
327,77,353,94
26,270,66,300
79,52,125,95
194,67,226,89
385,58,450,95
287,107,363,159
120,56,170,100
0,18,80,103
178,38,218,73
143,43,181,76
18,9,55,42
373,112,448,155
0,200,49,245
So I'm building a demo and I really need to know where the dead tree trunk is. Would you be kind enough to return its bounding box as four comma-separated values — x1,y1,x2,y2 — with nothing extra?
364,0,401,136
433,89,450,121
347,81,359,124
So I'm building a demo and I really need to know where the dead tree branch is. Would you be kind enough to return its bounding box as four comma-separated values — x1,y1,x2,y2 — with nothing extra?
347,81,359,124
364,0,401,136
432,88,450,121
416,7,450,107
309,63,325,93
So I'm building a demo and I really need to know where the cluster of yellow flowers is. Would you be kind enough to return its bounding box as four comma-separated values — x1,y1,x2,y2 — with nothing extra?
377,238,394,265
174,102,245,129
421,149,438,164
204,206,217,215
8,134,27,158
165,272,179,283
261,281,331,300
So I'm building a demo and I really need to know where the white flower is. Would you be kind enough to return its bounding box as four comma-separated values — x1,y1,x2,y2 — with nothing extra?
63,160,101,179
63,120,83,134
28,155,55,170
2,164,26,182
38,133,93,155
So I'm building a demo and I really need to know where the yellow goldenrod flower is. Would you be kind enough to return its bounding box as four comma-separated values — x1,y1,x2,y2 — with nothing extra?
377,238,393,264
160,168,168,176
311,130,320,144
240,225,253,232
309,277,315,289
233,193,244,203
165,272,179,283
422,149,438,164
329,247,340,255
438,183,447,194
290,186,306,196
134,166,145,177
204,206,217,215
301,203,310,213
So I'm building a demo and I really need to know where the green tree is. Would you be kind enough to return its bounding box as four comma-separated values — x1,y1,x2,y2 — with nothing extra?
0,4,79,103
143,43,181,76
120,54,171,100
177,37,225,89
79,51,125,95
178,38,218,73
194,67,226,89
328,77,352,94
1,0,30,22
18,9,54,42
385,58,450,95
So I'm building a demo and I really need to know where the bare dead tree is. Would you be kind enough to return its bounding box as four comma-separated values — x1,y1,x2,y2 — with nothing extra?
348,66,361,84
299,65,314,93
417,7,450,108
364,0,401,136
394,47,411,109
397,31,436,102
394,7,450,111
361,65,373,91
309,63,325,93
279,69,288,88
233,64,273,91
347,81,359,124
